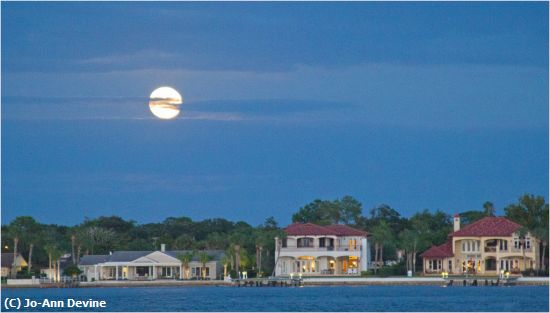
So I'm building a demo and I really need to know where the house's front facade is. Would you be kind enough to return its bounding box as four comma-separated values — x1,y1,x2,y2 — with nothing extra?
1,253,28,277
274,223,370,276
421,215,541,275
78,248,224,282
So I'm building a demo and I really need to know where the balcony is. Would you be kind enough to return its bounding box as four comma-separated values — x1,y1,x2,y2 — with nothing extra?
280,246,361,252
510,247,532,253
484,246,496,253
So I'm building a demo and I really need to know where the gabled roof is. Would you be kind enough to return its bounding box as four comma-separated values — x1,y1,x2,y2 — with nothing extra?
420,241,453,258
1,253,27,268
108,251,151,262
452,216,522,237
78,250,225,266
284,223,367,237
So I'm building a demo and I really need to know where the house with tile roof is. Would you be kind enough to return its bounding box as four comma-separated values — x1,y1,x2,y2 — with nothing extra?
420,215,541,275
274,223,370,276
78,245,225,281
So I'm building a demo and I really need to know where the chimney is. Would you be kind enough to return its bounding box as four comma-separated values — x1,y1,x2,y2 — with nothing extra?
161,244,166,252
453,214,461,232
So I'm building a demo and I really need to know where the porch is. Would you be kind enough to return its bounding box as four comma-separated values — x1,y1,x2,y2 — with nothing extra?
95,264,181,281
277,256,362,276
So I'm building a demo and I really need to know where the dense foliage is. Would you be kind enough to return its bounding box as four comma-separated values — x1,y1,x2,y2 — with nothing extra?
2,193,547,276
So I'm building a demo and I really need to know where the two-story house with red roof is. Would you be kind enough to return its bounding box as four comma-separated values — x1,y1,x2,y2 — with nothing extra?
274,223,370,276
421,215,540,275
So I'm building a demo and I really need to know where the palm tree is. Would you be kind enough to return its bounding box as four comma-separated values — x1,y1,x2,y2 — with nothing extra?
219,255,230,278
198,251,211,280
234,245,241,272
9,217,40,275
176,252,194,279
398,229,418,273
49,246,63,283
44,244,55,282
255,245,263,275
483,201,496,217
71,234,77,264
370,220,393,273
532,227,549,274
11,236,19,278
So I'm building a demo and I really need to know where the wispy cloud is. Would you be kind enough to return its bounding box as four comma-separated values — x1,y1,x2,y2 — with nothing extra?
77,50,178,66
3,62,547,130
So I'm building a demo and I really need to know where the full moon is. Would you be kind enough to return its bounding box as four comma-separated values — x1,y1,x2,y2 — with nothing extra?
149,86,183,119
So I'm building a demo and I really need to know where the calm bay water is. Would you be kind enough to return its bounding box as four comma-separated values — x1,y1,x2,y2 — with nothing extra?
2,285,549,312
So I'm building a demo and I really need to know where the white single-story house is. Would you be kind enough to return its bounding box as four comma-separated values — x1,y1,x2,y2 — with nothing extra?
78,247,224,282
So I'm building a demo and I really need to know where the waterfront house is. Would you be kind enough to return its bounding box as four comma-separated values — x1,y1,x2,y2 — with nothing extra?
421,215,540,275
78,246,224,282
1,253,27,277
274,223,370,276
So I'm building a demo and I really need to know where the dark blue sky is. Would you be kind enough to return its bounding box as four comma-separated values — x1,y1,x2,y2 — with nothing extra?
2,2,548,226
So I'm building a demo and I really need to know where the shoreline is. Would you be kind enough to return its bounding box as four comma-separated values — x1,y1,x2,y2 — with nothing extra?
2,277,548,288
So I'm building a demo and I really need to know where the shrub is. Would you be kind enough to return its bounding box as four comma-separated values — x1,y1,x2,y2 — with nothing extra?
377,262,406,277
64,265,82,277
247,269,257,278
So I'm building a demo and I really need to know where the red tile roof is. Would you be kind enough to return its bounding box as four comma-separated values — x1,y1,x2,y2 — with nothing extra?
420,240,453,258
284,223,367,237
452,216,521,237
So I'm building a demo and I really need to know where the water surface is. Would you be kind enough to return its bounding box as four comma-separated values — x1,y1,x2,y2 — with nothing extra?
2,285,548,312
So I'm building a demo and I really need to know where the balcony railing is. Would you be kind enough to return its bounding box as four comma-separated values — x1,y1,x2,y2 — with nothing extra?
510,248,532,253
484,246,496,253
280,246,362,252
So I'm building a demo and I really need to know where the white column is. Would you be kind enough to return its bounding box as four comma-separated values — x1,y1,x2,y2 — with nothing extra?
94,265,99,281
115,266,119,280
361,238,368,271
153,266,157,279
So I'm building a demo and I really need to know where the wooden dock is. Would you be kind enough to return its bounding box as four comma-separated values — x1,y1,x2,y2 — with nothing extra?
443,276,518,287
233,276,303,287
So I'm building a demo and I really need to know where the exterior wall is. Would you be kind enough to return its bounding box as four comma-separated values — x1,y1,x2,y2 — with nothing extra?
1,267,9,277
452,234,539,274
423,257,453,274
188,261,219,280
275,235,369,276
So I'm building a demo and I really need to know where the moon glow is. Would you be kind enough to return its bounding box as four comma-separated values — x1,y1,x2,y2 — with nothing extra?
149,87,183,119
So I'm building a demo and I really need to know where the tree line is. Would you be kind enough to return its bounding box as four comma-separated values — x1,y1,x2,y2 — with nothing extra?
2,193,548,278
